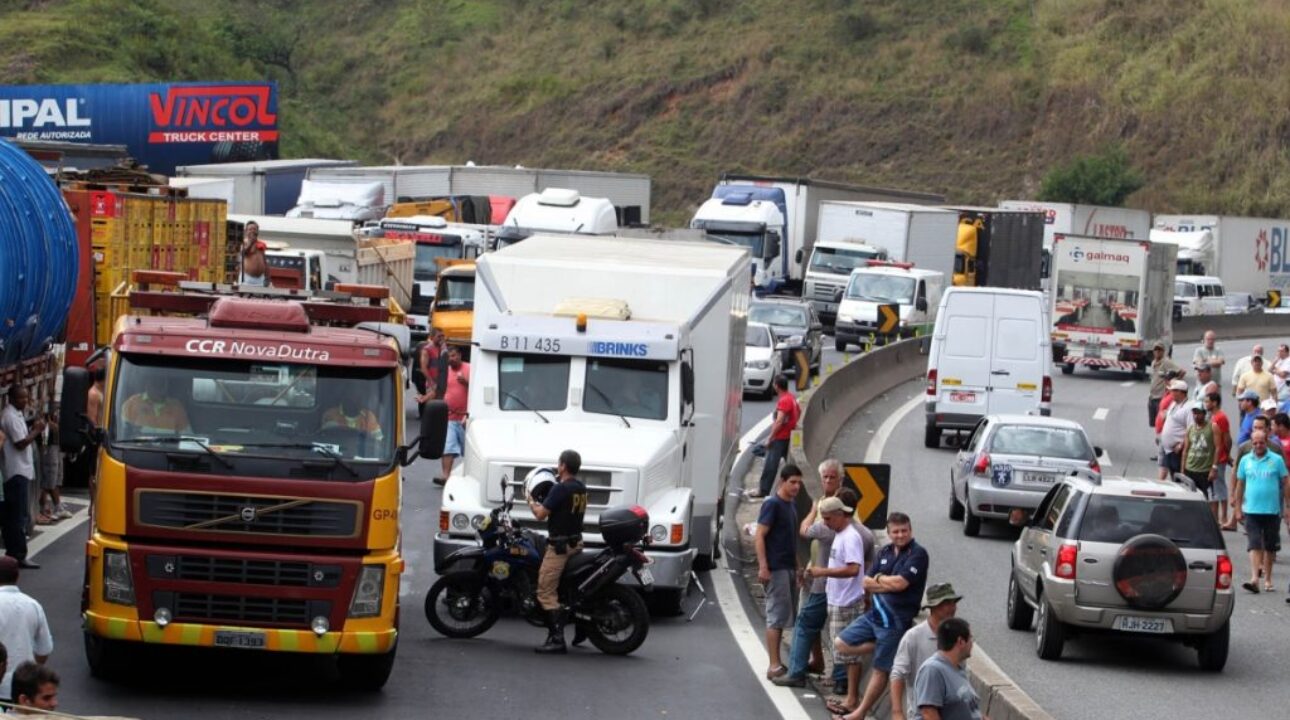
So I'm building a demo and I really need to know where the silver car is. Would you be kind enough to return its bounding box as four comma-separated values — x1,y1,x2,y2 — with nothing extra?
1007,474,1234,671
950,415,1101,536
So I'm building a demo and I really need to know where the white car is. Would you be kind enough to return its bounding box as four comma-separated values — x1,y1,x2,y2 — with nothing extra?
743,322,781,397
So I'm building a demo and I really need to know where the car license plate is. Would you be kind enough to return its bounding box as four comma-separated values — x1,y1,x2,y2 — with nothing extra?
949,391,977,403
1023,472,1055,484
1084,345,1102,358
1112,616,1173,634
637,567,655,586
213,630,267,649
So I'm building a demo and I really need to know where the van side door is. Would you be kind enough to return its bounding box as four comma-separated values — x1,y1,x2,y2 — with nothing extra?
986,294,1046,416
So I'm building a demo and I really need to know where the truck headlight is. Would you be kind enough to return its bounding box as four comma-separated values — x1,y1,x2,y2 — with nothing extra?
451,513,470,531
650,525,669,544
348,565,385,618
103,549,135,606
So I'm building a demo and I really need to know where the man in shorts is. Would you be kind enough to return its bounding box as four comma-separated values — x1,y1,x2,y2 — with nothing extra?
1203,392,1233,526
834,512,930,720
756,464,802,681
1232,430,1290,593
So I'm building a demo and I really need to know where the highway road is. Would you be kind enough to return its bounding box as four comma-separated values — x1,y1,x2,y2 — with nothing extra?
828,336,1290,719
22,345,846,719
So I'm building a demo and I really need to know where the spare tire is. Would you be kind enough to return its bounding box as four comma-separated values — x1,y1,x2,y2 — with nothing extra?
1112,534,1188,610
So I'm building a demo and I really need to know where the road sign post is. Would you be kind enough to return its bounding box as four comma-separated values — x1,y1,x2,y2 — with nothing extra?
842,463,891,529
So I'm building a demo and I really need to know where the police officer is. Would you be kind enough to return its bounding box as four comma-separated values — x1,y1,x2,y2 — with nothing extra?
527,449,588,654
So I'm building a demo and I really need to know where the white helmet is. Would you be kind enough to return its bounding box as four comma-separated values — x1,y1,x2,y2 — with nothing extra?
525,467,558,503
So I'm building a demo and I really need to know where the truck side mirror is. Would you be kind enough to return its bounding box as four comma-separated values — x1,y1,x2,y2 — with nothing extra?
59,367,93,454
682,361,695,408
766,232,781,261
417,399,449,460
834,289,844,304
794,248,803,264
916,297,928,312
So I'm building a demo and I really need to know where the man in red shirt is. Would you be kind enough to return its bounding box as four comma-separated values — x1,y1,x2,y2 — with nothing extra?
440,346,470,485
1204,392,1233,526
415,330,447,410
753,375,800,499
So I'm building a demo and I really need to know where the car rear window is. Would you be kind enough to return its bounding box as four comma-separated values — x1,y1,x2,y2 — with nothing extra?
1077,495,1222,549
989,425,1092,460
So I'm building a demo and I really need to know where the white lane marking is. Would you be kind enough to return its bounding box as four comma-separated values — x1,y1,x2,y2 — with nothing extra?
711,558,812,720
867,394,925,463
1100,449,1113,467
1093,407,1109,421
28,508,89,559
1120,380,1135,387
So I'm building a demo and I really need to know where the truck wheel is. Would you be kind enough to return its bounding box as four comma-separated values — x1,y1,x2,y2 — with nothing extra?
1061,363,1075,376
962,490,981,537
924,422,940,449
338,642,398,691
1035,592,1065,660
1006,572,1034,630
647,588,686,617
1196,622,1230,672
84,632,127,681
695,504,723,571
835,337,848,352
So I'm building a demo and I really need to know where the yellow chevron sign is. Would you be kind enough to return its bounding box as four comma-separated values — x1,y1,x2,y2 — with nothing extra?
843,463,891,528
878,304,900,334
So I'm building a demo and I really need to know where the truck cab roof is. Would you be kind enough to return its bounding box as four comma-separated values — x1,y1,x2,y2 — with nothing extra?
847,264,943,280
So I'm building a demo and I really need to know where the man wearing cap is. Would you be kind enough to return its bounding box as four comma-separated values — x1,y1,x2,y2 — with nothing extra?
1148,341,1183,427
1158,380,1191,479
1181,402,1217,497
1238,354,1277,402
798,496,865,715
886,583,963,720
1237,390,1261,445
1231,344,1264,398
1193,330,1226,387
1190,363,1215,404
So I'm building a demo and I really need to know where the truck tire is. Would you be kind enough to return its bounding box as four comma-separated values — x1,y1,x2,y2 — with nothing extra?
1196,622,1230,672
694,503,723,572
924,421,940,449
1035,591,1065,660
1061,363,1075,375
1006,572,1034,631
84,632,127,681
835,337,847,352
338,642,398,691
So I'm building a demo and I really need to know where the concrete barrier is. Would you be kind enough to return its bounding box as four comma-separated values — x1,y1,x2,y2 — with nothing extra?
1175,312,1290,343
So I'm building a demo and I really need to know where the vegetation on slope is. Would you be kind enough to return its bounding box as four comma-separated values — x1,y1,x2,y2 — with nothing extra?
3,0,1288,224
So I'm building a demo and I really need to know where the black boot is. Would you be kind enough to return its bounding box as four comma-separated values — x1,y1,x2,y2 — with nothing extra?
535,610,567,654
571,619,588,647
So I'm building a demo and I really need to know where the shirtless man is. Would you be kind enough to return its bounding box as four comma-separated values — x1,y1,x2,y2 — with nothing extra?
241,221,269,287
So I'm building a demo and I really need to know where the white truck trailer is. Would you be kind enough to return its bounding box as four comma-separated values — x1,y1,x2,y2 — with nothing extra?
176,158,356,215
504,187,619,234
1048,234,1176,376
689,174,944,295
805,202,957,325
433,234,749,600
1153,214,1290,295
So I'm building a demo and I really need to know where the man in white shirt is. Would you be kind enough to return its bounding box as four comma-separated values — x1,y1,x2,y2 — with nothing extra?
1159,380,1191,479
1193,330,1225,387
2,387,46,568
890,583,964,720
0,557,53,702
803,496,866,716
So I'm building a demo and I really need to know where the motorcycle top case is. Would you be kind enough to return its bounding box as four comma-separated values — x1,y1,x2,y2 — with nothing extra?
599,506,649,546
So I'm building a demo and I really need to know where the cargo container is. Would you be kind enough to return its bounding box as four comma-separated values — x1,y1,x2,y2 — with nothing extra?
0,83,279,174
1153,214,1290,295
176,158,356,215
302,165,650,225
943,207,1045,290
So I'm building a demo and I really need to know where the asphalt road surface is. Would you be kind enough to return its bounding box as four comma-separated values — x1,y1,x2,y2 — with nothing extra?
829,336,1290,720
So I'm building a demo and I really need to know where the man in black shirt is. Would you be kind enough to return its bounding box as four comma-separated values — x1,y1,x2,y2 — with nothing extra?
527,449,588,654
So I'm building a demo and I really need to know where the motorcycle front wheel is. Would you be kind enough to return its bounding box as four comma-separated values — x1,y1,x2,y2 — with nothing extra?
584,584,650,655
425,571,502,638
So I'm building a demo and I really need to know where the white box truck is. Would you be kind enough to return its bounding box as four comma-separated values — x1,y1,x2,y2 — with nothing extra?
504,188,619,234
303,164,651,225
1048,233,1176,376
433,235,749,599
1153,214,1290,295
689,174,944,295
176,158,356,215
805,202,957,324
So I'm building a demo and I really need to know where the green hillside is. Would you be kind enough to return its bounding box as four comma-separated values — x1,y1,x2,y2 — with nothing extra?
3,0,1288,224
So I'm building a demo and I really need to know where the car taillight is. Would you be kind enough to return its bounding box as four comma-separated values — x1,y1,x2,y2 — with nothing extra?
1041,376,1053,403
1088,458,1101,474
927,368,937,396
973,453,990,476
1216,553,1232,590
1055,543,1078,580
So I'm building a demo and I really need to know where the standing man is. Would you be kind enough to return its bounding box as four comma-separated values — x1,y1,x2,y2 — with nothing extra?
1230,344,1263,397
754,375,800,499
1190,363,1215,404
1181,403,1217,497
1158,380,1190,480
1193,330,1226,387
756,464,803,680
240,220,269,287
1236,390,1260,445
414,330,448,407
1237,354,1276,402
913,618,986,720
527,450,588,654
1,387,45,569
835,512,931,720
440,346,469,485
1148,341,1182,426
8,662,58,714
805,496,866,717
1204,392,1234,527
1232,430,1290,593
889,583,964,720
1269,343,1290,395
0,557,53,702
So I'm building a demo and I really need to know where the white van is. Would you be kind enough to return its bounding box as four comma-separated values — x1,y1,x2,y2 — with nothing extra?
925,287,1051,448
1174,275,1226,318
834,263,945,351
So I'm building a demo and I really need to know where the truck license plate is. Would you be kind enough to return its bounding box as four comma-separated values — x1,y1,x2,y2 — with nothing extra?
1084,345,1102,358
949,391,977,403
1112,616,1172,634
637,567,655,587
213,630,267,649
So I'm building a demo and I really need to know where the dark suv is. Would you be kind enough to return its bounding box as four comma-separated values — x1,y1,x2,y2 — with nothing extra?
749,297,823,376
1007,473,1234,671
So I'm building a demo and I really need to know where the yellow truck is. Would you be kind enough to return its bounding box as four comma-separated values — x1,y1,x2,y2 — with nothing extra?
431,262,476,353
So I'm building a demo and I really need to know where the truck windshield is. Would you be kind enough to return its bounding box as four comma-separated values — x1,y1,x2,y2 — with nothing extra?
846,274,915,303
584,358,668,421
704,231,765,260
499,353,570,411
810,246,880,275
1175,281,1196,298
435,274,475,310
415,244,463,281
109,354,396,464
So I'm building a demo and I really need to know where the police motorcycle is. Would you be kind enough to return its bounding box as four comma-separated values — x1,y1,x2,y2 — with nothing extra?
425,468,655,655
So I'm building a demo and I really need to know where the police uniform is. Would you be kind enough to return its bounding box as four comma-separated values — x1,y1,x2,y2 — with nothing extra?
533,474,587,653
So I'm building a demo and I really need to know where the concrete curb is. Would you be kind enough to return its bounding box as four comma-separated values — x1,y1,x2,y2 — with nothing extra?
1174,313,1290,343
